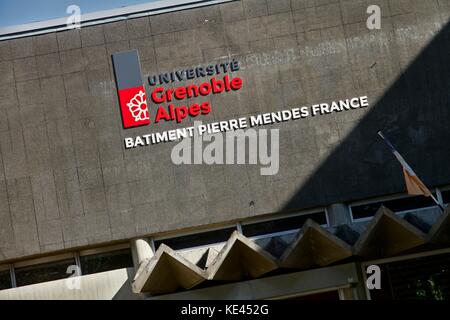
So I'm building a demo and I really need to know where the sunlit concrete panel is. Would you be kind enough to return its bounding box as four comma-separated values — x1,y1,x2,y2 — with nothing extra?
206,231,278,281
280,219,353,269
132,244,206,295
0,268,137,300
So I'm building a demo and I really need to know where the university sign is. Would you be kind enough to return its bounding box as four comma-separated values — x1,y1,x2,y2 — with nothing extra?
111,49,370,156
112,49,243,129
112,50,150,128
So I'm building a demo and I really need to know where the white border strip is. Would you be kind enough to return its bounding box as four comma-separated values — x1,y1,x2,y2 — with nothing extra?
0,0,234,40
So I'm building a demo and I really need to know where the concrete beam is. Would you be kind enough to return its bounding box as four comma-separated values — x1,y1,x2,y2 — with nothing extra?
132,244,206,295
0,268,137,300
354,207,427,258
148,263,360,300
280,219,353,269
206,231,278,281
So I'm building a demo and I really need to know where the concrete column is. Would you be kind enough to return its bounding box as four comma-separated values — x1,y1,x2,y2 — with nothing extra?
338,287,355,300
339,263,368,300
327,203,352,227
131,238,154,270
353,262,369,300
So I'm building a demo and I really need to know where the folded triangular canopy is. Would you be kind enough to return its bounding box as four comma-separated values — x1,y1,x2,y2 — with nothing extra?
428,206,450,245
132,244,206,294
354,206,426,258
206,231,278,281
280,219,353,269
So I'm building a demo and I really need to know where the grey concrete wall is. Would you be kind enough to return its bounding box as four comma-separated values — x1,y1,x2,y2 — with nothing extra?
0,0,449,262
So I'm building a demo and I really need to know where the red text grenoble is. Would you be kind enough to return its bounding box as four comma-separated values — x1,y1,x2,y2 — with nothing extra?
151,75,243,124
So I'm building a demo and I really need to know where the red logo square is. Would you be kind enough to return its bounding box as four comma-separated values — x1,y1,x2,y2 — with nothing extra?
118,86,150,128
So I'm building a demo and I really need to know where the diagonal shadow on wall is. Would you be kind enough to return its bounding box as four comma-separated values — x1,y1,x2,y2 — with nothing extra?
281,19,450,211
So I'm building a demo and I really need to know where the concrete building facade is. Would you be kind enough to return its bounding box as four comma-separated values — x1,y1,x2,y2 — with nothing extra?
0,0,449,300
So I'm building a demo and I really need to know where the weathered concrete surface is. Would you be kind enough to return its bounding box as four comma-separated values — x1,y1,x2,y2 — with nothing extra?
280,219,352,269
0,0,449,262
354,206,427,258
205,231,278,280
132,244,207,294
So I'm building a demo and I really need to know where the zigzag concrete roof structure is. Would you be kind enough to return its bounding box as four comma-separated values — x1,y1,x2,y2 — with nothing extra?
133,206,450,296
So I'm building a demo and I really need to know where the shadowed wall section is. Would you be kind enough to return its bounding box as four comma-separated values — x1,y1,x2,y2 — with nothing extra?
282,15,450,210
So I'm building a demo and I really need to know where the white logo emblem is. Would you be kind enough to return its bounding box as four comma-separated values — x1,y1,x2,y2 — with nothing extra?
127,90,149,122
